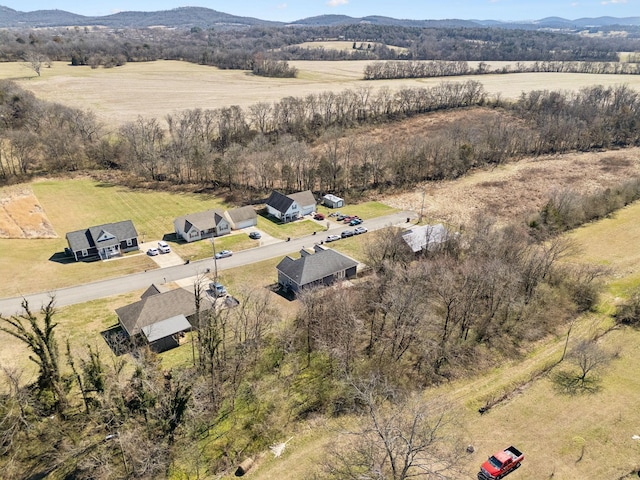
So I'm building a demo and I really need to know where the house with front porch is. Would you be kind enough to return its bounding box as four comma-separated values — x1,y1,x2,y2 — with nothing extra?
174,209,231,243
266,190,316,223
115,284,214,352
66,220,139,261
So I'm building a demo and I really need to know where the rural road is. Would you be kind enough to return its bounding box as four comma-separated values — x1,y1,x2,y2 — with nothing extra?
0,211,416,317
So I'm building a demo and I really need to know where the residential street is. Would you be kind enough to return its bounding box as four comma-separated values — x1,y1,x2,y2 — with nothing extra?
0,211,416,316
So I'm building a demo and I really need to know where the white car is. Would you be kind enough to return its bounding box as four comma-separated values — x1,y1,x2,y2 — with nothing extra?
147,247,159,256
325,234,341,242
157,240,171,253
215,250,233,259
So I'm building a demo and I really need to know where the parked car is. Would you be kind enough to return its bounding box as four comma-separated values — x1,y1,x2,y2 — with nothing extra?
349,218,363,226
157,240,171,253
336,214,347,221
209,282,227,297
325,234,341,242
341,230,355,238
146,247,159,256
314,213,325,220
353,226,368,234
249,231,262,239
214,250,233,259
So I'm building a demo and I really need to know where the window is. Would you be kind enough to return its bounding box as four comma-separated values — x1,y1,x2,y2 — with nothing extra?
126,238,133,246
81,249,88,257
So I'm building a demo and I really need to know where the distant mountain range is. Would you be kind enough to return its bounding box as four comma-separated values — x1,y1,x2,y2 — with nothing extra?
0,5,639,30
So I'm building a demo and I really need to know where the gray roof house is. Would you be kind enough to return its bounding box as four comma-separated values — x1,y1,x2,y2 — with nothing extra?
402,224,450,253
66,220,139,261
276,245,358,293
174,209,231,243
266,190,316,223
115,285,213,352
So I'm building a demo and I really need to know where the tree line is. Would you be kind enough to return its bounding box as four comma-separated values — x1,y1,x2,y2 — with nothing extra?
2,23,639,71
364,59,640,80
2,79,640,200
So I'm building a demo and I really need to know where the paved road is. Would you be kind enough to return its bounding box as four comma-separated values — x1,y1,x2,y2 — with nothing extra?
0,211,416,316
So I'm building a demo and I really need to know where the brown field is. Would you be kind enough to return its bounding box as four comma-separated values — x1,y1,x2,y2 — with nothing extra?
3,60,640,127
294,40,409,53
0,185,57,238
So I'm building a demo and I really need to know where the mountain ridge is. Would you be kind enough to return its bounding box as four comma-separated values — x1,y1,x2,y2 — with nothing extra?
0,5,638,29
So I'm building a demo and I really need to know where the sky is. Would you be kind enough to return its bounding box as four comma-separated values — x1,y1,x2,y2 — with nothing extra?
1,0,637,22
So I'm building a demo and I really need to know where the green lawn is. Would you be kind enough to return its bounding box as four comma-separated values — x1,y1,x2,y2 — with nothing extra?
1,179,400,297
0,178,227,297
256,214,325,239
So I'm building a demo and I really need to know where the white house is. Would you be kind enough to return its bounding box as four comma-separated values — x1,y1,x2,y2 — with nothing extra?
174,210,231,243
266,190,316,222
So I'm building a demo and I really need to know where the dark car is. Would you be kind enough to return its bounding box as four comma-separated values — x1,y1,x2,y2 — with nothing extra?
314,213,325,220
349,218,363,226
249,231,261,239
341,230,355,238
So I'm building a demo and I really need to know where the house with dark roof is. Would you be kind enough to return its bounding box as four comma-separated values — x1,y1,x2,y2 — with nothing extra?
224,205,258,230
66,220,139,261
174,209,231,243
276,245,358,293
115,284,214,352
266,190,316,223
401,224,450,254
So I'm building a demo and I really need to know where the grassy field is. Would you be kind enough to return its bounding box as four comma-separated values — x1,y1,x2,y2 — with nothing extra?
294,40,409,54
3,60,640,127
0,177,228,297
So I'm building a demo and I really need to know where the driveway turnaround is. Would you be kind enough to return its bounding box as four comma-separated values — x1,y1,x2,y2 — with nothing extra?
0,211,416,316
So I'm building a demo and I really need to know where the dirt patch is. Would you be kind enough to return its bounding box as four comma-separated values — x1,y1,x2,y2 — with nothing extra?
0,185,57,238
383,147,640,227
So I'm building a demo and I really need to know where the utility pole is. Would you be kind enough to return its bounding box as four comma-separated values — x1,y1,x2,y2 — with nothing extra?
419,188,426,223
210,237,218,281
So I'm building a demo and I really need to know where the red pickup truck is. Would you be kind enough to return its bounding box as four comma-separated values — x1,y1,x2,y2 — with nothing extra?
478,446,524,480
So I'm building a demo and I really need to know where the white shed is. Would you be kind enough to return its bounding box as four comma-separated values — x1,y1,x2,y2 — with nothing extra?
323,194,344,209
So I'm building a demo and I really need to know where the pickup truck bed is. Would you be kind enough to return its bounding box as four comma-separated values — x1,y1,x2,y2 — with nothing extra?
478,446,524,480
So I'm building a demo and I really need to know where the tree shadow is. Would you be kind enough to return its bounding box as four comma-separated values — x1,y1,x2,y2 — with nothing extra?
552,370,601,395
100,325,134,356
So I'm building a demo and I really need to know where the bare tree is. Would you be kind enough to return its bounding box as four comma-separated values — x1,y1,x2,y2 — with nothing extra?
568,339,611,388
0,298,67,413
321,377,463,480
23,51,50,77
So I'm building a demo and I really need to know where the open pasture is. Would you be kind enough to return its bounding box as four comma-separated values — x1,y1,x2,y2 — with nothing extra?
3,60,640,127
